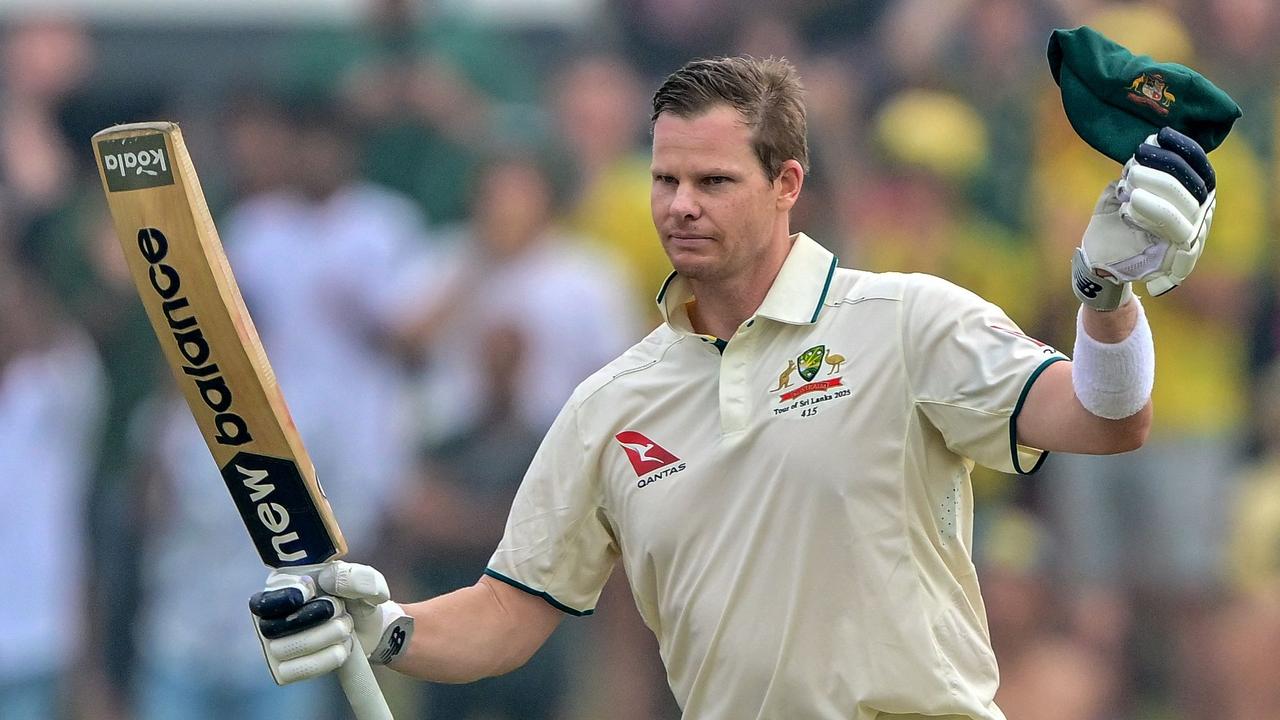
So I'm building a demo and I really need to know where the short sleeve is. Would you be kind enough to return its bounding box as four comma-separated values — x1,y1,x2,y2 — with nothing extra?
903,275,1066,474
486,399,618,615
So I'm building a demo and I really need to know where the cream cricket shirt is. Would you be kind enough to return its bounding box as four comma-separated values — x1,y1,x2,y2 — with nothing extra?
487,234,1064,719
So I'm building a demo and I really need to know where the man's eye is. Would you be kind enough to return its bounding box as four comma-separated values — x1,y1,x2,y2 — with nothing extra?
705,176,730,185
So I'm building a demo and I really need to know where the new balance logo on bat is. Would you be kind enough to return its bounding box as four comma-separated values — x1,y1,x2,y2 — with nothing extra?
221,452,336,567
136,227,252,447
238,464,308,563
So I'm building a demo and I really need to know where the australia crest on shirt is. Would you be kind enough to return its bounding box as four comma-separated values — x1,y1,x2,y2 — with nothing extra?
769,343,852,418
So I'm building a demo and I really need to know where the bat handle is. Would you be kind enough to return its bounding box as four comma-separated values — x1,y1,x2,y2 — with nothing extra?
338,635,394,720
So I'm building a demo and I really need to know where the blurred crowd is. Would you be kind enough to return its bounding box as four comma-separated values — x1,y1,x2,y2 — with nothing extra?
1,1,1279,719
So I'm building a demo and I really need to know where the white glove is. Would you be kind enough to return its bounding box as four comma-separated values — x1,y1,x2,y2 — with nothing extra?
1073,127,1216,310
250,562,414,685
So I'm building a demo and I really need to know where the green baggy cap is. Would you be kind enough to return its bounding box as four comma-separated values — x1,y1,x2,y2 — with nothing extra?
1047,26,1242,163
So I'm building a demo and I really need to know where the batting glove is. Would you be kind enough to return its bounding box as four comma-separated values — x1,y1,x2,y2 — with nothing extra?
1073,127,1216,310
250,562,414,685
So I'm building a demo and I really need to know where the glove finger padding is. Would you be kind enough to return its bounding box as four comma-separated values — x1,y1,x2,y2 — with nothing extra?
1134,143,1208,203
257,595,341,640
1154,127,1215,192
254,595,356,685
1123,187,1196,249
1143,191,1213,296
1122,164,1200,222
275,639,351,685
267,608,354,661
250,572,317,620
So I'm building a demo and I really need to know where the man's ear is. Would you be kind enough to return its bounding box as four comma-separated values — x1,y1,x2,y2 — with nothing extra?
774,159,804,211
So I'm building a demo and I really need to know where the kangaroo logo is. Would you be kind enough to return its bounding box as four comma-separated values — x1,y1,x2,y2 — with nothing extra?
614,431,680,476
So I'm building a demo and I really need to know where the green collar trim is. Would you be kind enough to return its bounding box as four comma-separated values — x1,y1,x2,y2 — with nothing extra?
809,255,838,324
655,270,679,305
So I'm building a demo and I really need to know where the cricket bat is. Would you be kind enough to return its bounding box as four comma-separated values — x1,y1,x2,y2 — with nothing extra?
92,122,392,720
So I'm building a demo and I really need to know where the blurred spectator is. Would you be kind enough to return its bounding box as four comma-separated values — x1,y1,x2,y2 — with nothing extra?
1191,0,1278,159
1,21,164,702
553,52,671,325
1032,5,1268,717
1186,0,1280,441
1206,361,1280,719
792,52,871,244
978,509,1119,720
220,97,422,551
0,16,91,214
955,0,1065,231
1222,361,1280,595
287,0,541,226
389,324,571,719
396,153,638,436
1,23,169,710
852,89,1043,323
873,0,977,87
0,250,106,720
614,0,740,76
218,87,297,205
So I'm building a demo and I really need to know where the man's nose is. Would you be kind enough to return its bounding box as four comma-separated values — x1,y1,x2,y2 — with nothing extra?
669,184,701,220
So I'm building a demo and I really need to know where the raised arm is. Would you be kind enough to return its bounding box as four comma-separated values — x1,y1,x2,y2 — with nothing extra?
1018,128,1215,455
1016,301,1151,454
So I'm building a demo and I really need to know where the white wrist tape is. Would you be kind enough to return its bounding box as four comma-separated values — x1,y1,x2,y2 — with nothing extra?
1071,299,1154,420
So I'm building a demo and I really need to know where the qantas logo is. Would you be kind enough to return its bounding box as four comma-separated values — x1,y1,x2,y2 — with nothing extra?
615,431,679,474
614,431,685,488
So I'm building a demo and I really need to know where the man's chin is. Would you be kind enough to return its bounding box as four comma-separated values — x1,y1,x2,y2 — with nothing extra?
668,255,719,281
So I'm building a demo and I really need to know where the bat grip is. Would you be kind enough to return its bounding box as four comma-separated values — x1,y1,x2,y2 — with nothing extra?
338,635,394,720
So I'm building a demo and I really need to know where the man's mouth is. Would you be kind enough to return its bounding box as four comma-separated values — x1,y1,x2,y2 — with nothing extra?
667,233,715,244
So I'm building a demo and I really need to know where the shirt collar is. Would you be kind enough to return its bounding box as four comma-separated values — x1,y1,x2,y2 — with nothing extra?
655,233,838,330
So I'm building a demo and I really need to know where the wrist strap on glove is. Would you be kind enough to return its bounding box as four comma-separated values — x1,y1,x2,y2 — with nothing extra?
1072,247,1133,311
361,601,414,665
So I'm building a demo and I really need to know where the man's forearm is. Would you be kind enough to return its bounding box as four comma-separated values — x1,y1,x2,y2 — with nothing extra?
1080,297,1139,343
1071,297,1154,438
390,576,561,683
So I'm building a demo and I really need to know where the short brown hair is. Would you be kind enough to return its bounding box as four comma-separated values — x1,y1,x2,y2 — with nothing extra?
651,56,809,180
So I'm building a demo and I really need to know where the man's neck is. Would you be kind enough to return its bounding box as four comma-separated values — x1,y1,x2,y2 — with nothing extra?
685,237,793,340
685,290,757,341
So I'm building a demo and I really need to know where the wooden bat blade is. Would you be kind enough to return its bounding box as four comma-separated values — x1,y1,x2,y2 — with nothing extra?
92,122,347,568
93,121,393,720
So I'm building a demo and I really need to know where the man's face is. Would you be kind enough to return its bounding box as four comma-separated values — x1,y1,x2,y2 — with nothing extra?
650,104,788,283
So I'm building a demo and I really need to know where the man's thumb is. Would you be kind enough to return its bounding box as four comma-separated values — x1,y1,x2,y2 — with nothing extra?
317,562,391,604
